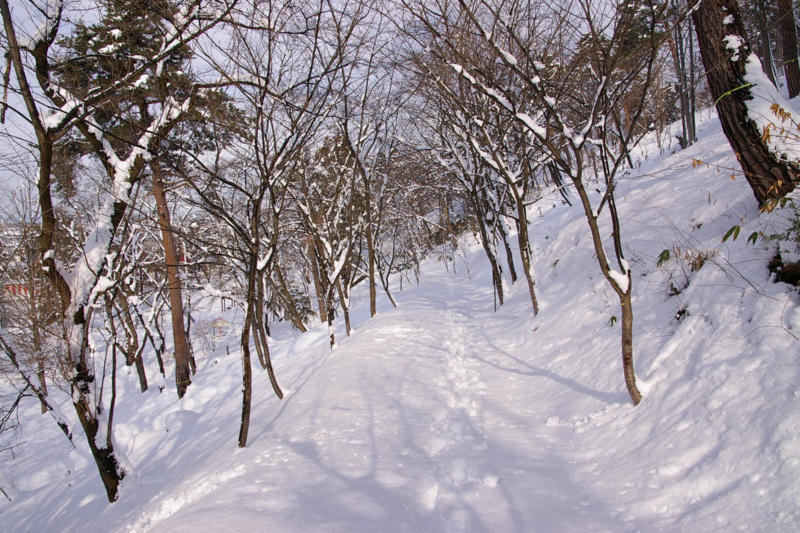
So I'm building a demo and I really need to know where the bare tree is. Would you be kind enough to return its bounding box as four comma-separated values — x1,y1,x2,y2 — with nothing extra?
405,0,675,404
188,0,363,446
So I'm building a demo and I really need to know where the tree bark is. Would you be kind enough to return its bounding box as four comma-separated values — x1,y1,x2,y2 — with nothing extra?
571,177,642,405
273,264,308,332
620,292,641,405
151,161,192,398
117,292,148,392
778,0,800,98
73,400,124,501
237,251,257,448
472,196,504,306
367,204,378,318
514,198,539,316
692,0,799,204
756,0,777,86
336,278,352,335
308,241,328,323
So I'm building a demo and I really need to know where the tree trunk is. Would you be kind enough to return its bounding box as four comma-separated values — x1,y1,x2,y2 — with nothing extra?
499,218,518,284
30,308,48,413
238,250,258,448
514,198,539,316
692,0,799,204
756,0,777,86
778,0,800,98
367,218,378,317
308,241,328,323
326,296,336,349
670,22,693,148
251,269,283,399
73,322,127,502
336,278,352,335
73,400,124,501
620,291,641,405
570,176,642,405
273,264,308,332
252,271,269,369
117,292,148,392
151,161,192,398
473,197,504,306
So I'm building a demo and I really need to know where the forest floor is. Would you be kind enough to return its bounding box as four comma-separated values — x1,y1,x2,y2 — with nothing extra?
2,113,800,532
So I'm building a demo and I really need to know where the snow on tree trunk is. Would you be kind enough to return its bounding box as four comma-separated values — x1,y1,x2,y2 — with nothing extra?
691,0,799,205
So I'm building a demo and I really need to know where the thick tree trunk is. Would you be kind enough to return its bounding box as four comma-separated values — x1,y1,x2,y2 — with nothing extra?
151,161,192,398
692,0,799,204
778,0,800,98
73,331,126,502
73,401,124,501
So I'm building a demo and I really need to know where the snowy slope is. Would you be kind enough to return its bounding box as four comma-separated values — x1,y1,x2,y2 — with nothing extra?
2,114,800,532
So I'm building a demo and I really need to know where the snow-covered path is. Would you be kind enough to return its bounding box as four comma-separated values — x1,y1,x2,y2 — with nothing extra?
161,270,632,532
108,266,635,533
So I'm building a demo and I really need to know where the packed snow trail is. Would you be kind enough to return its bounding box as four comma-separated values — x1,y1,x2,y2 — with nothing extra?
114,266,642,533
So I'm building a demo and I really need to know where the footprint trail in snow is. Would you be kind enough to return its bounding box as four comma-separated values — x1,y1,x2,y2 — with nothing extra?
416,279,496,532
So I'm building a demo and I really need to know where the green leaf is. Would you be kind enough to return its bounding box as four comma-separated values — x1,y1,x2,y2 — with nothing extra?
607,315,617,327
747,232,759,245
656,249,671,267
722,225,741,242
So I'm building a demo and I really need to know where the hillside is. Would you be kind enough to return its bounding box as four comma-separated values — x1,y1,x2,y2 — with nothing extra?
1,114,799,532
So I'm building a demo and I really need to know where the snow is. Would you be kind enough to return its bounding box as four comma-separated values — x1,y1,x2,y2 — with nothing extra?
515,112,546,137
19,0,63,50
133,74,150,88
450,64,476,86
2,114,800,532
496,47,518,67
741,54,800,164
607,268,629,293
98,43,122,54
723,35,743,62
256,248,273,272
